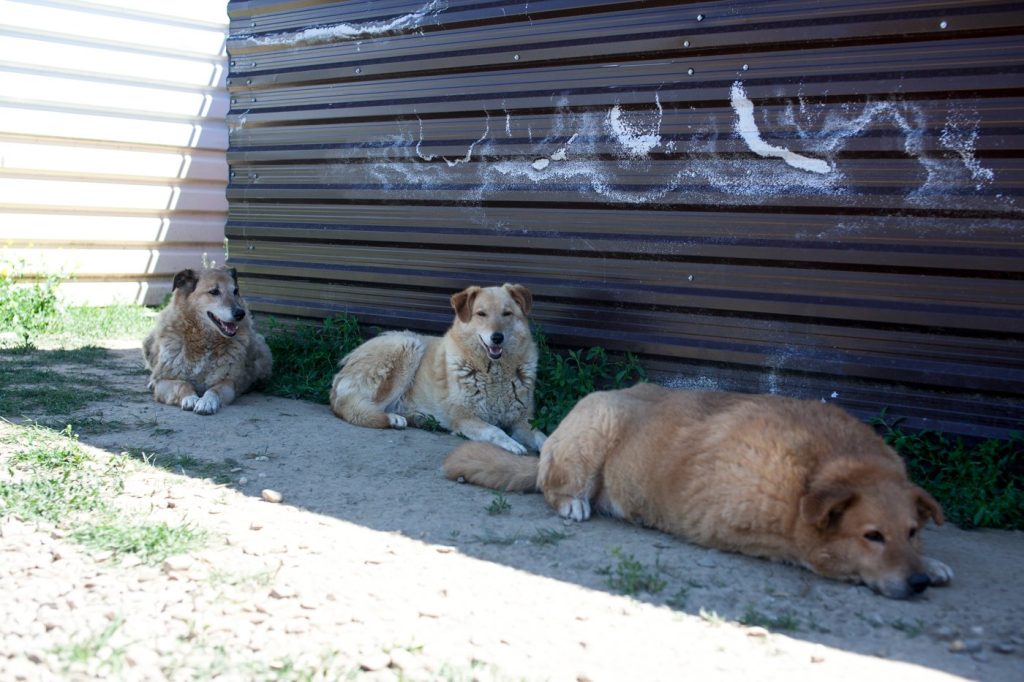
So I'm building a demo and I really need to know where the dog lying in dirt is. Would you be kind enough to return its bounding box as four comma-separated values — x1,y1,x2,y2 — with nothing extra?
444,383,953,599
330,283,547,454
142,267,272,415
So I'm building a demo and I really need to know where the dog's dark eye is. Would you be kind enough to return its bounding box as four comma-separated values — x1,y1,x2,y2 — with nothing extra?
233,288,239,296
502,311,512,317
908,527,917,539
475,311,487,317
864,531,885,543
209,289,220,296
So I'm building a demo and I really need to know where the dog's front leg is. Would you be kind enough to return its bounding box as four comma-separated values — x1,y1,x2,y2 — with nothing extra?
192,381,236,416
510,420,547,452
451,416,527,455
152,379,198,410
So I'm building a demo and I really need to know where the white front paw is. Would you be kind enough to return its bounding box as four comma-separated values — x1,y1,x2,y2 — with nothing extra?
558,497,591,522
489,431,527,455
192,392,221,415
180,394,199,411
387,413,407,429
532,431,547,451
923,556,953,586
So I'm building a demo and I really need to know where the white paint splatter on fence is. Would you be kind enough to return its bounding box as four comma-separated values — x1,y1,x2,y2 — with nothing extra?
243,0,447,46
940,113,994,191
730,82,830,174
606,93,667,158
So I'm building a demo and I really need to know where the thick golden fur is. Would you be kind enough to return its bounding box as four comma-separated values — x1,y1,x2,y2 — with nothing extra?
330,284,547,454
444,383,953,599
142,267,272,415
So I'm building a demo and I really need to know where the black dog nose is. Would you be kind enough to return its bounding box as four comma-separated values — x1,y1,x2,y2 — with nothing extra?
232,308,246,321
907,573,930,594
490,332,504,345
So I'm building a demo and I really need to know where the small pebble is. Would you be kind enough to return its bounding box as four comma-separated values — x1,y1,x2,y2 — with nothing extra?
360,652,391,671
261,489,283,503
162,556,193,572
992,642,1017,655
746,627,769,638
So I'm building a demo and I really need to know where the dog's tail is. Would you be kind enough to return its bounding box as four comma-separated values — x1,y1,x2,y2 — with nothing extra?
443,442,540,493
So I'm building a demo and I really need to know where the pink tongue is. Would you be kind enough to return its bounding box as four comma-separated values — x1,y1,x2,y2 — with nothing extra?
489,345,502,355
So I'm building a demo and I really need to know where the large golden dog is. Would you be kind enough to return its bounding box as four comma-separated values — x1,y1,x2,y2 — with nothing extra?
142,267,272,415
444,383,953,599
330,284,547,454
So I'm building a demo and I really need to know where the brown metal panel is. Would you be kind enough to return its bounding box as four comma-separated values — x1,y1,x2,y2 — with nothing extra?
226,1,1024,439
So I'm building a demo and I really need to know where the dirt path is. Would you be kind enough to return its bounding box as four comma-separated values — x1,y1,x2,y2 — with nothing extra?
1,345,1022,680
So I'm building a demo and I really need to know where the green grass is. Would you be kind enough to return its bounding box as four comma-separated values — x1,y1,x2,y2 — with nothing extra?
262,314,365,403
42,305,153,346
121,448,240,485
70,520,207,565
485,491,512,515
0,346,122,417
0,259,63,346
597,547,667,596
740,606,801,632
0,425,122,523
531,326,646,432
54,617,126,675
529,527,573,545
1,424,208,565
872,412,1024,530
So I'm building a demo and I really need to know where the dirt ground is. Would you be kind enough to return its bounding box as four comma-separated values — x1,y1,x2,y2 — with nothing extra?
2,343,1022,681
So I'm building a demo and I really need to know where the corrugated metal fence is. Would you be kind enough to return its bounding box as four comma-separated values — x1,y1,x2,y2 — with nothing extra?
1,0,229,305
225,0,1024,439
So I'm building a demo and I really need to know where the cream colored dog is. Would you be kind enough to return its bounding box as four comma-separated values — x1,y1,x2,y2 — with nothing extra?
444,383,953,599
142,267,272,415
330,284,547,454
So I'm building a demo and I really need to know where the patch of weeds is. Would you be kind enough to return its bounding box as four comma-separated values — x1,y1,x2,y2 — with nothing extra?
597,547,667,596
529,527,572,545
531,326,646,432
70,520,207,565
471,532,521,546
698,607,725,626
891,618,924,638
872,412,1024,530
740,606,800,632
418,414,445,432
0,348,119,416
122,448,238,484
51,304,153,344
262,314,364,403
665,587,690,609
0,258,63,346
208,568,277,590
0,425,123,523
54,617,125,676
486,491,512,515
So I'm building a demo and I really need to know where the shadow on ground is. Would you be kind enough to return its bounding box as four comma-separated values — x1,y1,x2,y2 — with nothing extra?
2,345,1022,681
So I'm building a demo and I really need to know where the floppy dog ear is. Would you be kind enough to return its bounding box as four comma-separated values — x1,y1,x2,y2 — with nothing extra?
172,269,198,295
912,485,944,526
503,283,533,316
800,485,858,530
450,286,481,323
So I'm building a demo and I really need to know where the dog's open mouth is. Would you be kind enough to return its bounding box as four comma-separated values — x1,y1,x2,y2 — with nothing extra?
207,312,238,337
482,341,503,360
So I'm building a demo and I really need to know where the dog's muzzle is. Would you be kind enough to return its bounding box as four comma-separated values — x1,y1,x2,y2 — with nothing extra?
483,332,504,360
208,312,239,337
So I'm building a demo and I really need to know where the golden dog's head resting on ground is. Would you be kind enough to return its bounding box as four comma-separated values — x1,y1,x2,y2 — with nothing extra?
799,456,945,599
449,283,533,362
171,267,249,338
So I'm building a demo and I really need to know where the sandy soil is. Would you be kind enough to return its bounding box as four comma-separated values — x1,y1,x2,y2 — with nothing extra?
1,344,1022,681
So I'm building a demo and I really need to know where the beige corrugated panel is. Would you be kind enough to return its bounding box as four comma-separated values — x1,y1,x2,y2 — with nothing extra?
0,0,229,305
